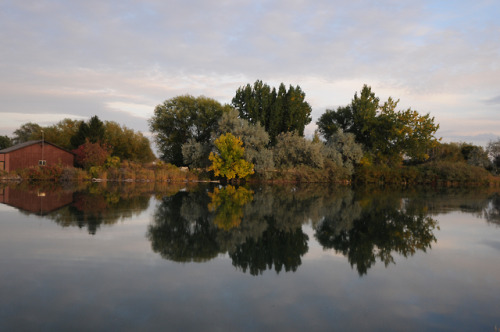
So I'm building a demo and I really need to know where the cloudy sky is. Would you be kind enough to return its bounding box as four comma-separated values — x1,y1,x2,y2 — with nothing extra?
1,0,499,146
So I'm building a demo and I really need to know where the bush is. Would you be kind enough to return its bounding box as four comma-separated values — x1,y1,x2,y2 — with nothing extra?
16,164,65,181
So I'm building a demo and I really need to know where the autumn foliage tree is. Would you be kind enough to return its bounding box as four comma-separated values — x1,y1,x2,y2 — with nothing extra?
72,140,111,169
209,133,254,181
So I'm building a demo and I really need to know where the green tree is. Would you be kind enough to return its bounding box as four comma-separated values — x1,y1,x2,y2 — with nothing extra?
232,80,312,144
70,115,105,148
209,133,254,180
12,122,42,144
317,85,439,165
103,121,155,163
149,95,230,166
0,135,12,149
42,118,82,149
317,86,379,148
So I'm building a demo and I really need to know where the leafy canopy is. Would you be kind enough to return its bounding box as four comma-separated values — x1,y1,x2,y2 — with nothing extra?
70,115,105,149
232,80,312,145
149,95,231,166
317,85,440,165
209,133,254,180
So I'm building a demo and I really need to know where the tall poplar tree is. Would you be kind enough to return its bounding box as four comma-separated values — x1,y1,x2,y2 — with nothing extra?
232,80,312,145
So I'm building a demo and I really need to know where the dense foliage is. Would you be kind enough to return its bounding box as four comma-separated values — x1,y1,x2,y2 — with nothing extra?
317,85,440,165
0,135,12,150
149,95,231,166
209,133,254,181
4,80,499,184
12,122,42,144
73,141,111,170
103,121,155,163
6,116,155,169
232,80,312,144
70,115,105,148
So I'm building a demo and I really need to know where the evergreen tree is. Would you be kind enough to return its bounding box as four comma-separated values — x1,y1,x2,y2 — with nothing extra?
232,80,312,145
70,115,105,148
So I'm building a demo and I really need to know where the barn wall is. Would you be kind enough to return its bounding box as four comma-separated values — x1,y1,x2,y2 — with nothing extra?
4,143,74,172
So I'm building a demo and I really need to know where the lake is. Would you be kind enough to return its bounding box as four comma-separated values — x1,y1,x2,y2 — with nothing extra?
1,182,499,331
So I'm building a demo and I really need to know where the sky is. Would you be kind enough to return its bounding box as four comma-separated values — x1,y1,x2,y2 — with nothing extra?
1,0,499,148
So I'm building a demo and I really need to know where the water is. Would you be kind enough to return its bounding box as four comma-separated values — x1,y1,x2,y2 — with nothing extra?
1,182,499,331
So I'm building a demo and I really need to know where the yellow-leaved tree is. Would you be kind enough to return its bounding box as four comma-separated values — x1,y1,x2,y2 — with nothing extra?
209,133,254,180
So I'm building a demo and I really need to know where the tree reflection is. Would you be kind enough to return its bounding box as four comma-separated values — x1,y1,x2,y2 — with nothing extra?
148,190,220,262
484,193,500,226
229,216,308,275
49,183,152,234
315,192,438,275
148,184,312,274
208,185,254,230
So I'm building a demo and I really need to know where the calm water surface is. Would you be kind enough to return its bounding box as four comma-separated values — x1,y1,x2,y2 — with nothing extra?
1,182,499,331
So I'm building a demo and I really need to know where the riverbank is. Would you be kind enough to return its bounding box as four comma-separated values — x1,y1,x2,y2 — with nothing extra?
2,160,500,186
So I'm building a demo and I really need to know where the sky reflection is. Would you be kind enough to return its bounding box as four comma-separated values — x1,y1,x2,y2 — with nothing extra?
1,184,499,331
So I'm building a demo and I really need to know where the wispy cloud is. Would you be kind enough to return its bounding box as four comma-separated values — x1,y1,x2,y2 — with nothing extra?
0,0,499,144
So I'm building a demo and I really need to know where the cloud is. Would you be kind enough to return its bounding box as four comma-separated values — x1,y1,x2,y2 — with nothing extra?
0,0,499,140
106,102,154,119
484,95,500,105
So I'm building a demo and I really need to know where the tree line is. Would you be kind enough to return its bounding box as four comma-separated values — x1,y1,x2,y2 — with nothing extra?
0,116,155,169
3,80,500,183
149,80,500,183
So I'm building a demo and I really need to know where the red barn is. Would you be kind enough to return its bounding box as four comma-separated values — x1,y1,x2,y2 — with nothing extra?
0,140,74,172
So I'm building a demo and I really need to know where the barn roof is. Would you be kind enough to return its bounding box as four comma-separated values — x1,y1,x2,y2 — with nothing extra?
0,140,74,154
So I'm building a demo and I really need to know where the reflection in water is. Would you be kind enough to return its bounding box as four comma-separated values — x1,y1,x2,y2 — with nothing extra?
315,192,438,275
148,185,314,273
229,216,308,275
0,183,74,215
149,185,444,276
148,190,220,262
208,185,254,230
0,182,156,234
3,182,500,276
484,193,500,226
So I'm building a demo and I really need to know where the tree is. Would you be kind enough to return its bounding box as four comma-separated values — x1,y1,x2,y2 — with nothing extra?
0,135,12,150
70,115,105,148
317,85,440,165
42,118,83,149
273,131,323,169
149,95,231,166
216,109,274,175
232,80,312,144
72,140,111,169
323,131,364,175
460,143,491,169
209,133,254,181
317,86,379,148
487,138,500,170
103,121,155,163
12,122,42,144
182,108,275,175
